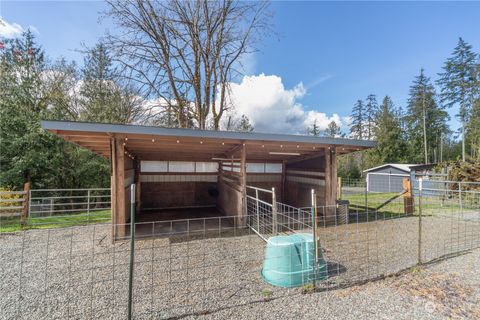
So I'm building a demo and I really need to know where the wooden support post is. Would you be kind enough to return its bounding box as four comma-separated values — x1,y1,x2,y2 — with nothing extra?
134,158,141,213
110,138,117,240
240,143,247,227
113,137,126,239
324,147,337,223
21,182,30,227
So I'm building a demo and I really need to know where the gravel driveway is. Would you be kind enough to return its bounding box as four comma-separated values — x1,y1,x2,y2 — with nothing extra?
207,248,480,320
0,214,479,319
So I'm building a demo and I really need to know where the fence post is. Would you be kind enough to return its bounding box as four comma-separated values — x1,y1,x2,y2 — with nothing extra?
458,182,463,213
417,178,423,265
311,189,318,288
337,177,342,200
49,198,54,217
87,189,91,215
271,187,277,235
365,175,369,216
255,189,260,234
127,184,136,320
21,182,30,227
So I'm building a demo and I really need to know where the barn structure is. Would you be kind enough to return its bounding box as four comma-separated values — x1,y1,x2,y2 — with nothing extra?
41,120,375,238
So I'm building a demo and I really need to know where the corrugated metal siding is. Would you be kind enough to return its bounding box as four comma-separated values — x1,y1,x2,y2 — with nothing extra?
367,165,409,193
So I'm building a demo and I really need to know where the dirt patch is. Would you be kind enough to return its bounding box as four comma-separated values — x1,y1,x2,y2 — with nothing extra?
391,267,479,319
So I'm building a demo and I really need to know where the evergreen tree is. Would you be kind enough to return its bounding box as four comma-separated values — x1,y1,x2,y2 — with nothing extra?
338,154,362,180
350,100,364,139
406,69,449,164
437,38,480,161
323,120,341,137
0,30,56,187
466,98,480,160
309,119,321,137
236,114,254,132
42,58,81,120
371,96,406,163
364,94,379,140
0,32,110,189
80,42,143,124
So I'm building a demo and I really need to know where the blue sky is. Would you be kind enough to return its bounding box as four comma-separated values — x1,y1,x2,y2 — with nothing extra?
1,1,480,134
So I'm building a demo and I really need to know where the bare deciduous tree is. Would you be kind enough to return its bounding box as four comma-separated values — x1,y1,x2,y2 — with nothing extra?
105,0,271,129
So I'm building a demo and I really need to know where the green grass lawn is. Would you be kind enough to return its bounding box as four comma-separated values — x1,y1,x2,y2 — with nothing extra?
342,191,478,221
0,209,111,233
343,192,406,215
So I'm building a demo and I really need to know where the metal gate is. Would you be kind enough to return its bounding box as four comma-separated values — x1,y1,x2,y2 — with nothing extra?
246,185,275,241
246,185,313,241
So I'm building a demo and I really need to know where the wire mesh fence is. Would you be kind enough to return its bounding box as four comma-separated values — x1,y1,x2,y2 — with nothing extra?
341,174,413,219
2,204,478,319
1,179,480,319
276,202,312,232
0,218,282,320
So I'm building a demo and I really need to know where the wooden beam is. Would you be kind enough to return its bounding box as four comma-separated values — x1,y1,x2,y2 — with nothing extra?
324,146,337,206
127,146,230,152
286,151,324,165
114,138,126,239
240,143,247,226
223,143,244,158
56,130,111,137
110,138,116,241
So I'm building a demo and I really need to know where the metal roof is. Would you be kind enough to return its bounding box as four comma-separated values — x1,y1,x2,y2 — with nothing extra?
41,120,376,147
363,163,417,173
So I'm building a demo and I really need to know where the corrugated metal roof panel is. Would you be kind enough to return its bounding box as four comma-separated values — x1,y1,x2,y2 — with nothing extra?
363,163,417,173
41,120,377,148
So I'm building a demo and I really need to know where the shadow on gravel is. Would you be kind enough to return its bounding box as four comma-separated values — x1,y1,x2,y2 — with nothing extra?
325,261,347,277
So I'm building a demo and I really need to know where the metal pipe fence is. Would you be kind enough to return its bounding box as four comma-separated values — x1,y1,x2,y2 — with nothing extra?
28,188,111,221
1,187,111,233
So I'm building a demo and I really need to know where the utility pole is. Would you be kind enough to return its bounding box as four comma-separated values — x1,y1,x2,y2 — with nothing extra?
461,107,466,162
440,133,443,163
422,86,428,164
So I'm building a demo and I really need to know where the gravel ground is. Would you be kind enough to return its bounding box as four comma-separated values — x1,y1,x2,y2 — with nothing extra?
0,214,479,320
204,247,480,320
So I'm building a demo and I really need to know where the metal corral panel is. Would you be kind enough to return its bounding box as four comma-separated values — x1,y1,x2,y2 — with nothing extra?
367,166,409,193
411,179,449,197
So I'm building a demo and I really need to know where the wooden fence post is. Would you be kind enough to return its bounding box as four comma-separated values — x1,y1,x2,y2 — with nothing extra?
21,182,30,227
402,178,414,215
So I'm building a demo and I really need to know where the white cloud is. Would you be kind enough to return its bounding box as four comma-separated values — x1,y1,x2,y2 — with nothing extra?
305,74,334,90
0,18,24,38
224,73,346,134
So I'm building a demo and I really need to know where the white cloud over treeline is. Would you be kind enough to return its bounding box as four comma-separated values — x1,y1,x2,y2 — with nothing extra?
0,18,24,38
225,73,347,134
0,18,38,38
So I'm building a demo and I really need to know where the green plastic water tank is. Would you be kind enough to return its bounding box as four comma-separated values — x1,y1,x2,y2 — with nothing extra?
261,233,327,288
